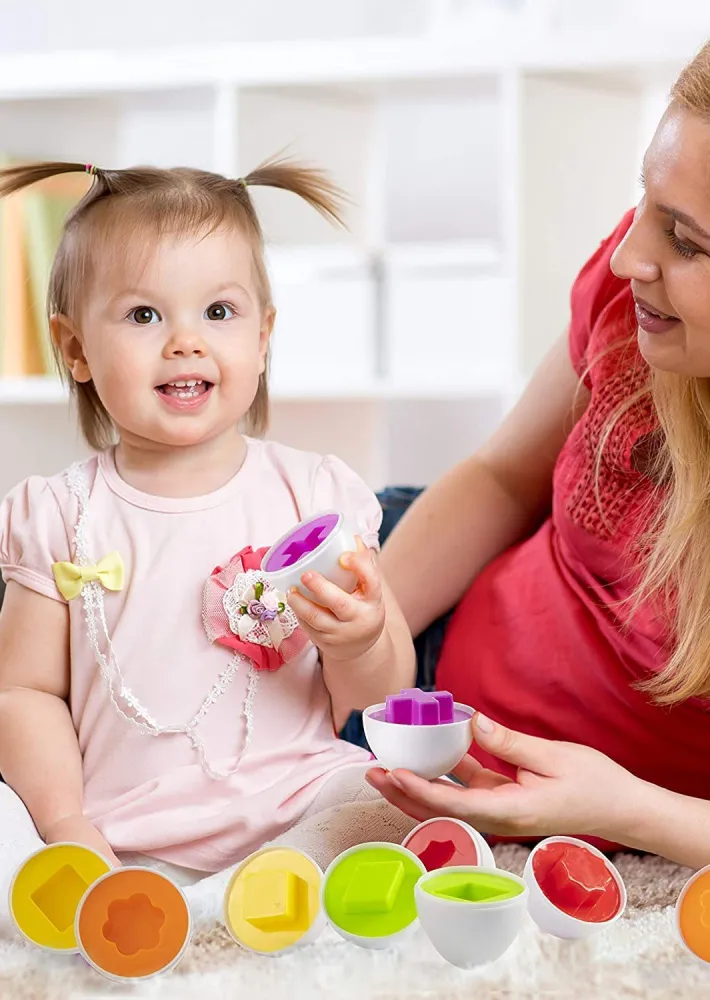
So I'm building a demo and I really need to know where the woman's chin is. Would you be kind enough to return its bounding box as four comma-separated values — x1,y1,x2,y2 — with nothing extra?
636,325,690,374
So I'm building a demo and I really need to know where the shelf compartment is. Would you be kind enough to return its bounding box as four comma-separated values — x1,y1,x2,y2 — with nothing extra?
382,255,513,390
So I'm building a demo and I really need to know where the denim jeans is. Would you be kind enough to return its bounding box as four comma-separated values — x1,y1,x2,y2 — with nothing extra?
338,486,453,750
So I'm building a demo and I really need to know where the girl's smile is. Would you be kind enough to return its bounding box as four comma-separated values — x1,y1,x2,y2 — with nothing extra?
155,375,214,410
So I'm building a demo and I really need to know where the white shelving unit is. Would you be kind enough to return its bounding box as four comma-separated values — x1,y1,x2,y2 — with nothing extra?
0,19,701,494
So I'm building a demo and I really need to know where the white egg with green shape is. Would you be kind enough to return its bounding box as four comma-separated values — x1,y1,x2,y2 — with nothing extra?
415,866,529,969
321,843,425,949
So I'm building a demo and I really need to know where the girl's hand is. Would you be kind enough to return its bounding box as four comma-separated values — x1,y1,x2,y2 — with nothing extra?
366,713,645,843
44,813,121,867
287,537,385,662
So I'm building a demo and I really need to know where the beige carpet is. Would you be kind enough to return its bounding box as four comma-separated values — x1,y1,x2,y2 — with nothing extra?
2,846,710,1000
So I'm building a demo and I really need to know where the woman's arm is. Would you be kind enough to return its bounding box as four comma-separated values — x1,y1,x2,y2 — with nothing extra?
617,780,710,870
367,714,710,870
0,582,118,863
380,334,590,636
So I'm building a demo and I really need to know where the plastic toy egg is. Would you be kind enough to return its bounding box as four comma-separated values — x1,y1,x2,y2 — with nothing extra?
363,689,474,779
523,836,626,939
402,817,495,871
75,867,191,982
223,847,325,956
415,866,528,969
261,511,357,603
675,863,710,965
8,842,111,952
321,843,425,950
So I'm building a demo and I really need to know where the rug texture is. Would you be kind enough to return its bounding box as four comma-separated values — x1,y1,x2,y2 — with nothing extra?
2,845,709,1000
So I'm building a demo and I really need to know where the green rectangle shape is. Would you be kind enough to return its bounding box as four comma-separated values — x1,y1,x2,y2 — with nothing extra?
343,861,405,915
423,871,523,904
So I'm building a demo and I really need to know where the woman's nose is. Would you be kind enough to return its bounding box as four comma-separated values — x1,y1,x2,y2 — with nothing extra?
610,211,662,284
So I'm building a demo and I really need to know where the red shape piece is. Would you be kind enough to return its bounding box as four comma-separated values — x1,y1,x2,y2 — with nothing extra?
418,839,457,872
405,820,480,871
532,843,621,922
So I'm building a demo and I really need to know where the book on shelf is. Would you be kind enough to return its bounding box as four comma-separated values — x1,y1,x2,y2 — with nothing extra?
0,166,89,377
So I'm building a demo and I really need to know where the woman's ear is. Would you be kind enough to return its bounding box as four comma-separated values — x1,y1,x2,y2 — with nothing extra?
49,314,92,383
258,307,276,374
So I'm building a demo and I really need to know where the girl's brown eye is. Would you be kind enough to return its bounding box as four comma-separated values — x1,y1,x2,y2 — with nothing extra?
205,302,235,321
130,306,160,325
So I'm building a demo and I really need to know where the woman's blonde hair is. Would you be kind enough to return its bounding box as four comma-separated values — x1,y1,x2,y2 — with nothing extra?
0,158,345,449
621,40,710,704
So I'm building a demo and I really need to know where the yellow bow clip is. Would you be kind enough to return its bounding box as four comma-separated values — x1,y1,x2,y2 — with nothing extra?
52,552,125,601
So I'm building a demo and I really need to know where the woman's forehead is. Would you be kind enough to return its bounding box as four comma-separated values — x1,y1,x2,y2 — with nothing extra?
646,105,710,199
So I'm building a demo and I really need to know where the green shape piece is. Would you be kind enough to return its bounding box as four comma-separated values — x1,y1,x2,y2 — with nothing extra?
324,847,422,938
342,861,405,915
422,871,523,904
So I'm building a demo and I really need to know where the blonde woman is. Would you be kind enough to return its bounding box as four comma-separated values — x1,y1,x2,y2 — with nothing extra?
365,42,710,870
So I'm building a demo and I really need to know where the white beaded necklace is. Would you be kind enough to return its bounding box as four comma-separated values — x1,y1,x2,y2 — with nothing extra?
66,463,258,780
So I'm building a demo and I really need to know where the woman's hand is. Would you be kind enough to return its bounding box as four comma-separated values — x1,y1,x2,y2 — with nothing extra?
366,713,646,843
44,813,121,867
287,537,385,662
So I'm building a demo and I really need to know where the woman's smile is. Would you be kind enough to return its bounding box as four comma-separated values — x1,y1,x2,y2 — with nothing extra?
633,295,681,335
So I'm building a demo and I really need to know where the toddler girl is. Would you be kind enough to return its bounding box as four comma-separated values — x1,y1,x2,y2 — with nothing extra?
0,158,416,930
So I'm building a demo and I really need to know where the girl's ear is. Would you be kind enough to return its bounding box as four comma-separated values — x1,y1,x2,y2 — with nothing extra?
49,314,92,383
258,307,276,374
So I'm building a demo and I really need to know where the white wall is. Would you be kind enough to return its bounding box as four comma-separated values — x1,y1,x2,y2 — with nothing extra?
0,405,88,496
0,0,428,53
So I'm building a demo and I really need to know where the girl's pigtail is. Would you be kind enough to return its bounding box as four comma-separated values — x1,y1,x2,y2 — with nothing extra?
241,156,348,229
0,161,99,198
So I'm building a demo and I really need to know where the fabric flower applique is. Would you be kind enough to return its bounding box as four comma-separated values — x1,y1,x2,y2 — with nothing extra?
202,546,309,671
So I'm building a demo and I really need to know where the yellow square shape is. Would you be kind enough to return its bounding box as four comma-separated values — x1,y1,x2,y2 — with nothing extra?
30,865,89,932
242,870,307,932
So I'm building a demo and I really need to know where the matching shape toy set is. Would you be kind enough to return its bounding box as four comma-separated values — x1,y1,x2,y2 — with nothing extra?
9,690,710,982
10,822,635,982
7,512,710,980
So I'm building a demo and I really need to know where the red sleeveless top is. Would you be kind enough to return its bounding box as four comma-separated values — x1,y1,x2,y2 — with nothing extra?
437,210,710,807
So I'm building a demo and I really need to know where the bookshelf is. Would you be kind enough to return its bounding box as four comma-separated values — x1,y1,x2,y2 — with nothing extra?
0,17,699,494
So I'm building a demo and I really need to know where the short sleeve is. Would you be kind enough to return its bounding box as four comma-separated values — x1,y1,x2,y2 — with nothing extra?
569,208,636,384
311,455,383,550
0,476,70,602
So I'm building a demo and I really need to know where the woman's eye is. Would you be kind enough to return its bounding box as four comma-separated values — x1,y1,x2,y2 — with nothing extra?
205,302,235,321
129,306,161,325
665,227,701,260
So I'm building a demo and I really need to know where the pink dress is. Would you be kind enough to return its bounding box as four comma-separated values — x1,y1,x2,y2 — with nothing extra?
0,438,375,871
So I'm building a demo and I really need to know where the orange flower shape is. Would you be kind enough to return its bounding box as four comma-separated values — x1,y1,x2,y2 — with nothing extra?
102,892,165,956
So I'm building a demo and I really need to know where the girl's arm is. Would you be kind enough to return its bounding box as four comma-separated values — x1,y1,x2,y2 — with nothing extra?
321,570,415,724
0,582,118,864
288,544,416,726
379,334,590,637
